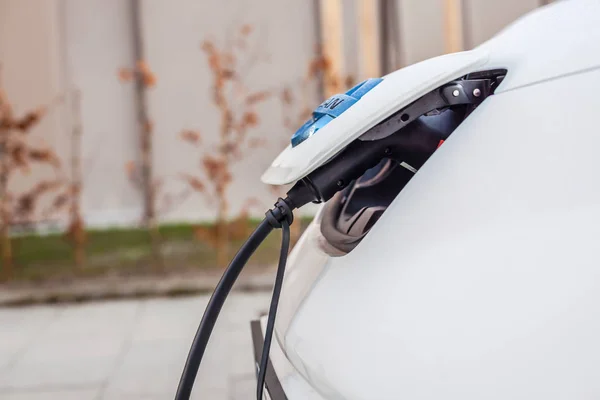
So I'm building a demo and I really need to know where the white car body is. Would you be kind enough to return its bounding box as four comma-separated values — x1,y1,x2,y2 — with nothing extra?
260,1,600,399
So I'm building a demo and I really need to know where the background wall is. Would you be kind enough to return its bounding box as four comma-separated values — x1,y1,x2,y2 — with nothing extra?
0,0,552,229
0,1,65,210
63,0,142,226
139,0,320,223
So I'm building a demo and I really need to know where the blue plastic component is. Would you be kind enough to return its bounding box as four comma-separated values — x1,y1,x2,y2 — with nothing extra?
312,94,357,119
290,78,383,147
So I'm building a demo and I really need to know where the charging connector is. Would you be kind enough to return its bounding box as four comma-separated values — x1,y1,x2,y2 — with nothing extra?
286,118,442,208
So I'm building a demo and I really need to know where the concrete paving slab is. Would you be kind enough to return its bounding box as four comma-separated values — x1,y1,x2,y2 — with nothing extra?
0,293,271,399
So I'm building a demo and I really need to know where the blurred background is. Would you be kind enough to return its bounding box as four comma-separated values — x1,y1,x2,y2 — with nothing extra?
0,0,554,399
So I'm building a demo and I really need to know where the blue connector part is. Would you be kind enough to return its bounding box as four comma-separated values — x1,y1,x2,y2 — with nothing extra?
290,78,383,147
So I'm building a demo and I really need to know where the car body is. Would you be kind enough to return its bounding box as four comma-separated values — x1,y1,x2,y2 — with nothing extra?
255,1,600,398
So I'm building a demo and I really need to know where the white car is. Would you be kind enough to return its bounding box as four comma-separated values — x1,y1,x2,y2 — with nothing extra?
252,0,600,398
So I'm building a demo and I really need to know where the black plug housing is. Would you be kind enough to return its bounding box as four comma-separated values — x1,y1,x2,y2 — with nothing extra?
286,118,443,209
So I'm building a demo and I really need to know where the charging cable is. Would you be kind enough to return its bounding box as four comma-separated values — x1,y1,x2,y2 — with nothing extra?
256,214,290,399
174,198,294,400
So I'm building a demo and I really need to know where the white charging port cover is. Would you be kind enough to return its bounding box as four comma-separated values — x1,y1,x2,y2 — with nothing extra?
261,49,489,185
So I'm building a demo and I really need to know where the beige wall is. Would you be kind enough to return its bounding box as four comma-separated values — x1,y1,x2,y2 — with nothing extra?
0,0,548,228
0,0,66,222
399,0,447,64
63,0,142,226
464,0,540,48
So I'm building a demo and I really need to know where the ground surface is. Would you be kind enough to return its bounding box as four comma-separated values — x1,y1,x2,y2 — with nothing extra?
0,268,275,307
0,293,271,399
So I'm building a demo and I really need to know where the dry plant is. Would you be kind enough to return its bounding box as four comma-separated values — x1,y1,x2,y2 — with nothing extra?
40,89,87,269
119,60,163,269
66,90,85,268
0,67,64,280
179,24,271,267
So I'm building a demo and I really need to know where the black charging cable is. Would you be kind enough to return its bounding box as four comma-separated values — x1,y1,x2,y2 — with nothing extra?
174,198,294,400
256,215,291,399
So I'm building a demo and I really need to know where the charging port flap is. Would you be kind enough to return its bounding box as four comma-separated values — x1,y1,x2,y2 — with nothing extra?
261,49,490,185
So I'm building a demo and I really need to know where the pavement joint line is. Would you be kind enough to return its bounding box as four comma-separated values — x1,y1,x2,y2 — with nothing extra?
94,300,146,400
5,307,65,370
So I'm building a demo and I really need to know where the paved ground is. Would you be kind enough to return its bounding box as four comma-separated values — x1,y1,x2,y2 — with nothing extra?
0,293,271,399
